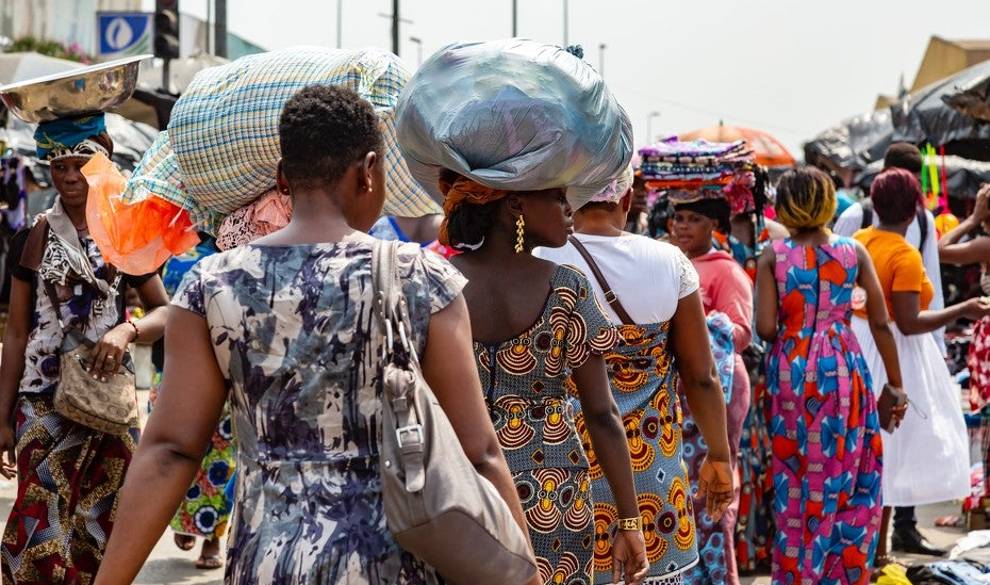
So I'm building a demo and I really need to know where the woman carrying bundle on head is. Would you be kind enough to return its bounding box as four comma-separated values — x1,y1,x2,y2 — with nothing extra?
397,40,650,585
754,167,904,584
0,113,170,584
537,168,736,585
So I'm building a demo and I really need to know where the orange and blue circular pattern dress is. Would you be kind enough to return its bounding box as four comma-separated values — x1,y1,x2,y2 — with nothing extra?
766,238,882,585
474,265,618,585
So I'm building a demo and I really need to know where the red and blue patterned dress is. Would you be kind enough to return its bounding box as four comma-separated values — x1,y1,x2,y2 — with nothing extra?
765,238,882,585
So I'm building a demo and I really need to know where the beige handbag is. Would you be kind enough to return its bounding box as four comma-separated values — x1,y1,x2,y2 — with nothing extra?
371,240,537,585
44,282,139,436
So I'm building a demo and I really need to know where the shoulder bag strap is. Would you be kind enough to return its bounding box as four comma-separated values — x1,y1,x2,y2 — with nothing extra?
371,240,426,491
916,207,929,252
567,235,634,325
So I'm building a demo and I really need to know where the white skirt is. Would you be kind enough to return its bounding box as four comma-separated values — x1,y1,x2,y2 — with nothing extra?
851,316,970,506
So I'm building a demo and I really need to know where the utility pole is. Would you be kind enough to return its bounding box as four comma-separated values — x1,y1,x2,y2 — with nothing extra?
214,0,227,58
391,0,399,56
512,0,517,36
562,0,568,46
599,43,606,77
377,1,411,56
337,0,343,48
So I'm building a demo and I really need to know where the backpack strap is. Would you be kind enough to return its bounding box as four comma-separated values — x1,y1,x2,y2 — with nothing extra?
567,235,634,325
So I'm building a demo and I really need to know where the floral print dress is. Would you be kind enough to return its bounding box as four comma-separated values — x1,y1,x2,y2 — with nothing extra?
765,238,882,585
473,265,618,585
173,238,465,585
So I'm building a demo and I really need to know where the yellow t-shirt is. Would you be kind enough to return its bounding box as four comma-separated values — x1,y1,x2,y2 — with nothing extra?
853,227,934,320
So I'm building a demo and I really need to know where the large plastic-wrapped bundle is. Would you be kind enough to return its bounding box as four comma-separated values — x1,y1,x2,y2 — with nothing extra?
395,39,632,208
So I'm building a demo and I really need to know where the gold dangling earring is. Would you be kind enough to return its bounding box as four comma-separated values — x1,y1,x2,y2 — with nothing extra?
514,215,526,254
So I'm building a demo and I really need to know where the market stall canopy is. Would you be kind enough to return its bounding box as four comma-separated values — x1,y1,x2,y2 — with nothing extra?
679,122,795,168
891,59,990,146
856,154,990,198
804,110,893,171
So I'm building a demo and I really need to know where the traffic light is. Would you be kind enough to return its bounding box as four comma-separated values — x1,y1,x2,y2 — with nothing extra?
154,0,180,60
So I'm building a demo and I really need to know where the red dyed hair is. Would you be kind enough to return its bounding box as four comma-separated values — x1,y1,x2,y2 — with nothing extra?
870,168,924,225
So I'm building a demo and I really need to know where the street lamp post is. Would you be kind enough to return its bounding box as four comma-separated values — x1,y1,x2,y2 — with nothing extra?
646,111,661,145
409,36,423,66
562,0,568,46
512,0,517,36
337,0,343,48
598,43,606,77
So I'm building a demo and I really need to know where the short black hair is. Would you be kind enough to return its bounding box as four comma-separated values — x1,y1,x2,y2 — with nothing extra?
278,84,383,190
883,143,923,175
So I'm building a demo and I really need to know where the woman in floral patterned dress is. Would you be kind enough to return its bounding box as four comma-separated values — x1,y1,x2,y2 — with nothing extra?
94,86,532,585
754,167,903,584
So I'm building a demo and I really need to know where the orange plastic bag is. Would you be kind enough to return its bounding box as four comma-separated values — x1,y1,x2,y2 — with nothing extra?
84,153,200,275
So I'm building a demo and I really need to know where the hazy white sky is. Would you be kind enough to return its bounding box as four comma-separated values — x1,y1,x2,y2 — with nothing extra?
148,0,990,157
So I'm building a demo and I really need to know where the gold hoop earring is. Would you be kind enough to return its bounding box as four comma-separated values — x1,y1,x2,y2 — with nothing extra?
514,215,526,254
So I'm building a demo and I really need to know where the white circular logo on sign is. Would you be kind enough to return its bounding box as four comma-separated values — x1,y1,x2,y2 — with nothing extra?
105,17,134,51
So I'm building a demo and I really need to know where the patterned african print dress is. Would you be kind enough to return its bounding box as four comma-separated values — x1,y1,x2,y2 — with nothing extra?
152,239,237,541
474,265,618,585
2,225,151,584
172,239,464,584
576,321,700,585
765,238,882,585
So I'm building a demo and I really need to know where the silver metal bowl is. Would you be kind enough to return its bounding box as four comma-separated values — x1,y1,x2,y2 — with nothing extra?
0,54,150,123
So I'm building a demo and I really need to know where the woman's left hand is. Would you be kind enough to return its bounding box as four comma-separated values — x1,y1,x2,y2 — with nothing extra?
88,324,135,381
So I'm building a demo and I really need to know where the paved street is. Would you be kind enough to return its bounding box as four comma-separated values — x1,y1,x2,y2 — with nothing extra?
0,389,967,584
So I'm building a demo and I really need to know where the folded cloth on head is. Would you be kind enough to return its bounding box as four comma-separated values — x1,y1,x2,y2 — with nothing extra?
396,39,633,210
587,164,635,205
215,190,292,250
34,114,109,162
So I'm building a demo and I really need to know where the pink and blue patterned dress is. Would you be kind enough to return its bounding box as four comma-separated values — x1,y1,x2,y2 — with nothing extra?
765,238,882,585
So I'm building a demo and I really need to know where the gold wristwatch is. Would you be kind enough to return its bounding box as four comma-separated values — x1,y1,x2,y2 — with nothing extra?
617,517,642,531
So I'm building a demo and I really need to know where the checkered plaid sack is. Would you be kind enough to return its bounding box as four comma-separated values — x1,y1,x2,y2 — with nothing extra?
123,47,439,233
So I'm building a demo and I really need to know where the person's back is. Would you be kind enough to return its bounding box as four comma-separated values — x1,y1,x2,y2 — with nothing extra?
173,238,461,582
771,236,860,341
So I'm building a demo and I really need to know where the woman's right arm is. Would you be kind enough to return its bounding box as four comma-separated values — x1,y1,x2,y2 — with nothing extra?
0,277,32,478
421,295,534,552
94,307,228,585
671,290,734,519
854,243,902,389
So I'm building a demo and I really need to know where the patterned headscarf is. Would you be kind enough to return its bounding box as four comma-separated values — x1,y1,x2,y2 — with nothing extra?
34,114,110,162
586,164,635,205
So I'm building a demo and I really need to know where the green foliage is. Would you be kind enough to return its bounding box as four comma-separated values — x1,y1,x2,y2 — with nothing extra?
7,37,92,64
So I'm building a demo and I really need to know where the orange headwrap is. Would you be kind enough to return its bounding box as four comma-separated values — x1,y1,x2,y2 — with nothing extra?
437,174,510,246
